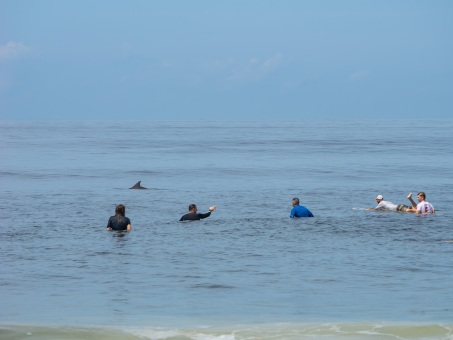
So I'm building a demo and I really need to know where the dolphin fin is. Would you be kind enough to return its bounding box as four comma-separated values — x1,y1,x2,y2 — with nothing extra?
130,181,147,189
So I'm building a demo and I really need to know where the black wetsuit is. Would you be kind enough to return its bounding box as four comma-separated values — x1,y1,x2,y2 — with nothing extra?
179,211,211,221
107,216,131,231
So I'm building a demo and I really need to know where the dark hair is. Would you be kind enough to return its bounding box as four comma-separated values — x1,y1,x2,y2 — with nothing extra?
115,204,126,220
292,197,300,205
188,204,197,211
417,192,426,200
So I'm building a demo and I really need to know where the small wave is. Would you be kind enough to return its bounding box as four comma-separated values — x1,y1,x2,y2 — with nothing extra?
190,283,235,289
2,322,453,340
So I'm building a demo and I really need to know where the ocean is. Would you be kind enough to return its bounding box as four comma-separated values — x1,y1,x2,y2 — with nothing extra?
1,120,452,339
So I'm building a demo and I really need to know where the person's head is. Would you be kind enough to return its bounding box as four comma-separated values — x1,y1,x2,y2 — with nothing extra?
417,192,426,202
188,204,197,213
292,197,300,206
375,194,384,203
115,204,126,216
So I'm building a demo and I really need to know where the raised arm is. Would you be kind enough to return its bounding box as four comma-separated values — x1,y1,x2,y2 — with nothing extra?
407,193,417,209
197,206,216,219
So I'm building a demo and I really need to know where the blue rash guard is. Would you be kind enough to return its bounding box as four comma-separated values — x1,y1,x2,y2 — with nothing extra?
290,205,314,218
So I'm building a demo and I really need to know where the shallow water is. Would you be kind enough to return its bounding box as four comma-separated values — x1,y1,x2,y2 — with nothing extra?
2,322,453,340
1,120,452,338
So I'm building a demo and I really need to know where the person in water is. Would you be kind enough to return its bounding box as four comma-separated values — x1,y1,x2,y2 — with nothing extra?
367,194,415,212
180,204,216,221
106,204,132,231
407,192,435,214
290,197,314,218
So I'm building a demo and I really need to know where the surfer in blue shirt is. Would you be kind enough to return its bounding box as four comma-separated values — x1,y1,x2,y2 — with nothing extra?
290,197,314,218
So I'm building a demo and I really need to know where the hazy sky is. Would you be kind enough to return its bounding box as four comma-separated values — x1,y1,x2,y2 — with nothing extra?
1,1,452,120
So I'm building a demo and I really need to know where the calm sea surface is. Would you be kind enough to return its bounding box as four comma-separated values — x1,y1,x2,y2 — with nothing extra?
1,120,453,339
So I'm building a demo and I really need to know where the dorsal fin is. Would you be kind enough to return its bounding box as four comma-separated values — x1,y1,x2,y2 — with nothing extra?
129,181,147,189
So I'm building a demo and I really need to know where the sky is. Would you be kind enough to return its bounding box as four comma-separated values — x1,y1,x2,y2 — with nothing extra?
1,0,452,120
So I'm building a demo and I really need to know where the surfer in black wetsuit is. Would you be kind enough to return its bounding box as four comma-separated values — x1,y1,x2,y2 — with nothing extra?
179,203,216,221
106,204,132,231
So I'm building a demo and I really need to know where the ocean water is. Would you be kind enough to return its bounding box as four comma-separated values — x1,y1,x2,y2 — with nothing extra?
1,120,453,340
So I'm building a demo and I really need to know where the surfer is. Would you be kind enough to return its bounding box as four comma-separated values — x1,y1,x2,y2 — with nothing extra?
407,192,435,214
290,197,314,218
367,194,415,212
106,204,132,231
180,204,216,221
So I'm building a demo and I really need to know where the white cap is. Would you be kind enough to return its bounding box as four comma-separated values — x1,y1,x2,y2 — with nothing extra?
375,195,384,200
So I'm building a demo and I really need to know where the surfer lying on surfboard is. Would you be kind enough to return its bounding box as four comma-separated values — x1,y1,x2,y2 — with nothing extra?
366,193,416,212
